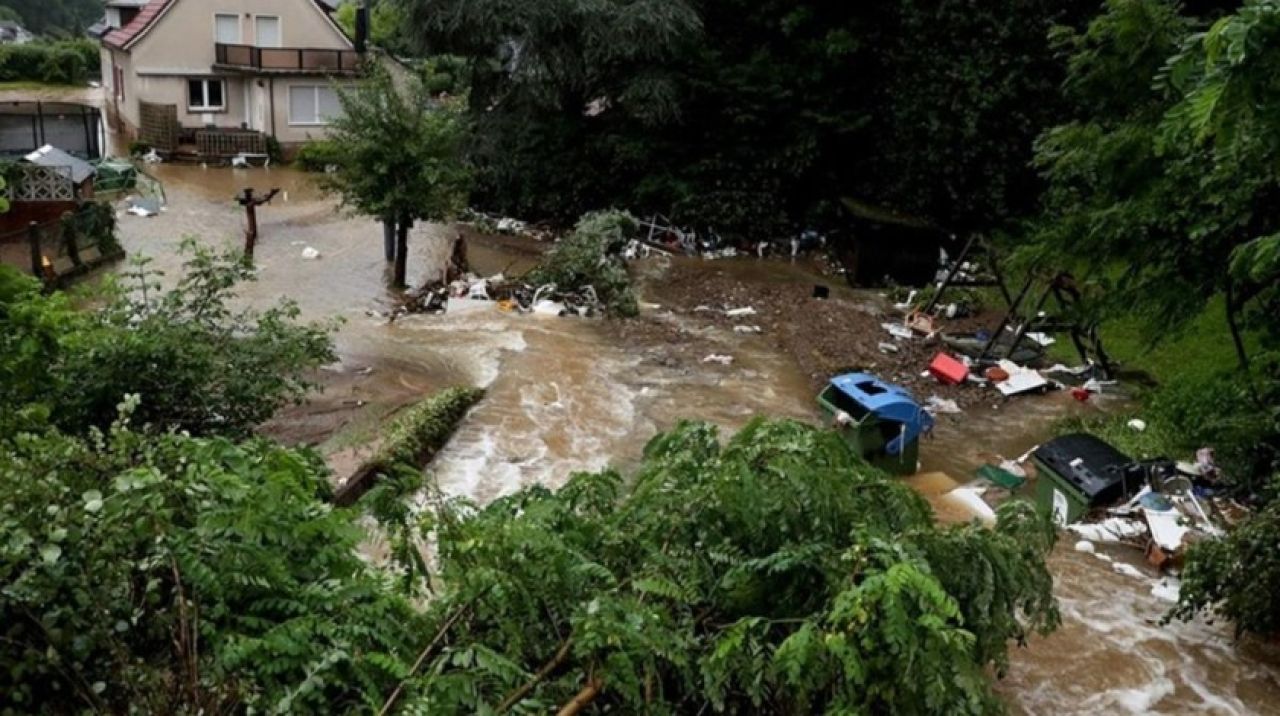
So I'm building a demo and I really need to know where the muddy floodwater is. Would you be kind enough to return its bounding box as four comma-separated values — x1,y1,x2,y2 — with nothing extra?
113,163,1280,715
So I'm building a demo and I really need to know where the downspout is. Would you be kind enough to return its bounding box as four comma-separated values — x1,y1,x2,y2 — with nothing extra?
269,76,277,138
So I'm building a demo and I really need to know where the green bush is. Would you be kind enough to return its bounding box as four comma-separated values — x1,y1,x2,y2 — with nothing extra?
293,139,342,172
526,210,640,317
0,39,99,85
0,415,424,713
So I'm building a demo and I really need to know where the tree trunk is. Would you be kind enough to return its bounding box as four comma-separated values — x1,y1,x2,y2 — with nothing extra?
383,218,396,262
555,677,601,716
1224,276,1261,405
394,216,411,288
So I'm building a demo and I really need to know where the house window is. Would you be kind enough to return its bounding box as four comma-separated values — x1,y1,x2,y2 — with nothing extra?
254,16,281,48
188,79,226,111
289,85,341,126
215,13,240,43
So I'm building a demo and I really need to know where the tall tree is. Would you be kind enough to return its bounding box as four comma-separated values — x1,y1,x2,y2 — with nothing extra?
321,68,471,288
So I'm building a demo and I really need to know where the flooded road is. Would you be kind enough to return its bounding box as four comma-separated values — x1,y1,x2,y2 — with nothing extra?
112,162,1280,715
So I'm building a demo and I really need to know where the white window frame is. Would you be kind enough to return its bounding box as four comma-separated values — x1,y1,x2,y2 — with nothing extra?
187,78,227,112
288,85,340,126
213,13,241,44
253,15,282,48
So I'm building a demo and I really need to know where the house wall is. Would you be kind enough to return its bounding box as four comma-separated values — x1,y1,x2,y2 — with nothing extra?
128,0,352,73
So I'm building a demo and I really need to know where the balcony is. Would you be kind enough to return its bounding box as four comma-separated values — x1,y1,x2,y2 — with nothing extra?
214,43,362,75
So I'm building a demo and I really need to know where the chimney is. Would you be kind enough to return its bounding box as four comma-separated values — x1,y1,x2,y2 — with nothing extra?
355,3,369,54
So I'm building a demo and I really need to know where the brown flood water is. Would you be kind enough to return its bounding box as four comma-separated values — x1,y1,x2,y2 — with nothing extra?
113,162,1280,715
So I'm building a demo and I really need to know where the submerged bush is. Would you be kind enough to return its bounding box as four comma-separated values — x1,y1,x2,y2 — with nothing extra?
527,210,640,317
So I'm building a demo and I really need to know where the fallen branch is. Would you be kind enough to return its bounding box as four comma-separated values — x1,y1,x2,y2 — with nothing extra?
378,605,471,716
497,637,574,713
555,675,602,716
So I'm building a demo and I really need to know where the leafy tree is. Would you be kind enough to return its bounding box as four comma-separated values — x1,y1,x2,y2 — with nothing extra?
334,0,411,56
403,0,1093,239
0,406,424,713
0,243,335,438
386,419,1058,713
0,0,99,36
321,68,472,288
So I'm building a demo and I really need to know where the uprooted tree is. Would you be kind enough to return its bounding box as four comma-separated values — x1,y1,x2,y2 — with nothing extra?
320,67,472,288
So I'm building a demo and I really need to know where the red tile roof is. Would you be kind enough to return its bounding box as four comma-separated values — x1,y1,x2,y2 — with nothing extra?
102,0,174,51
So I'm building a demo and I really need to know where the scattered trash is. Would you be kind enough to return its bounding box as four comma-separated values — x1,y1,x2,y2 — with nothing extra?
1074,540,1096,554
877,342,900,354
812,285,830,299
1127,419,1148,432
925,395,962,415
733,325,762,334
725,306,757,317
301,246,321,260
975,463,1026,490
141,148,163,164
881,322,914,340
928,352,969,385
906,311,939,336
892,289,918,311
1112,562,1145,580
126,196,161,217
941,486,997,526
496,217,527,234
998,459,1027,478
984,366,1010,382
1025,331,1057,347
702,354,734,365
993,359,1050,397
1068,518,1148,543
1071,387,1092,402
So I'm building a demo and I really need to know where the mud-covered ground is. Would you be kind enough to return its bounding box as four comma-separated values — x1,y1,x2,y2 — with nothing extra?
630,258,1007,409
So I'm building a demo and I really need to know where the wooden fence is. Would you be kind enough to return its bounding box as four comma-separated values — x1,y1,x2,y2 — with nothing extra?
139,102,179,152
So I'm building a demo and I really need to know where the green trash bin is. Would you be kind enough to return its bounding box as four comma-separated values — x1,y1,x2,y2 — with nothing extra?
816,373,933,476
1032,433,1139,526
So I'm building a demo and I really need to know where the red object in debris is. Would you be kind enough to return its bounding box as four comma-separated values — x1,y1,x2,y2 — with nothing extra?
985,367,1010,382
928,352,969,385
1071,387,1092,402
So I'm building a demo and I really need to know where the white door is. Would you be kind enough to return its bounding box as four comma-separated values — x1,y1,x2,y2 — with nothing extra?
255,16,281,48
253,81,270,132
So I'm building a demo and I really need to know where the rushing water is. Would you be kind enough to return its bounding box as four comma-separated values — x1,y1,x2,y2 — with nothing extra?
113,163,1280,715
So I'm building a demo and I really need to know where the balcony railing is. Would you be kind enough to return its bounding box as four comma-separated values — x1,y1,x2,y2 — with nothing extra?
214,43,361,75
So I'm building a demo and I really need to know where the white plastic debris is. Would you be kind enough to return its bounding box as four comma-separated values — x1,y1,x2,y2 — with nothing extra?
693,305,714,312
141,148,163,164
998,459,1027,478
1144,508,1189,553
702,354,734,365
1128,418,1148,432
878,342,900,354
1026,331,1057,347
881,323,914,340
725,306,757,317
1074,540,1096,554
468,280,490,300
994,359,1050,396
733,325,762,334
941,486,997,526
892,289,918,311
301,246,321,260
496,217,526,233
1112,562,1145,580
533,300,565,316
925,396,962,414
1150,579,1181,603
1067,517,1147,543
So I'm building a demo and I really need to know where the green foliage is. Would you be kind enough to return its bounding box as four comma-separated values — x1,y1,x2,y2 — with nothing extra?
0,408,424,713
404,0,1092,238
293,139,342,172
0,38,99,84
0,242,335,438
0,0,100,35
395,418,1058,713
526,210,640,316
335,0,411,56
322,67,471,225
60,200,120,256
1171,489,1280,638
369,387,485,472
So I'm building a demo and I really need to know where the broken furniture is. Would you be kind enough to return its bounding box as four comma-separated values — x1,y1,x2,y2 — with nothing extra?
817,373,934,476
